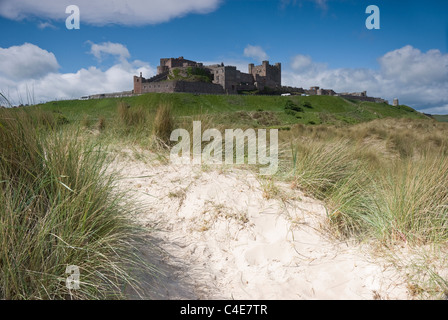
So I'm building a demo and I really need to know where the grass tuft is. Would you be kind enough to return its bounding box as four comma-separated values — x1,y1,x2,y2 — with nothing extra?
152,103,174,144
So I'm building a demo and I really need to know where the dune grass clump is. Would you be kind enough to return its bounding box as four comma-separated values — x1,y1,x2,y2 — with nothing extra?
0,108,149,299
152,103,174,144
97,116,106,131
290,138,360,198
117,101,147,128
287,118,448,245
369,153,448,244
289,138,372,236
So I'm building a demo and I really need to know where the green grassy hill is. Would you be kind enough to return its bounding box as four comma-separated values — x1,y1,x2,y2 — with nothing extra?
433,115,448,122
37,93,428,128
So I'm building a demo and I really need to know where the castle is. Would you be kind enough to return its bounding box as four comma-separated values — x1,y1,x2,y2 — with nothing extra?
130,56,389,103
134,56,282,95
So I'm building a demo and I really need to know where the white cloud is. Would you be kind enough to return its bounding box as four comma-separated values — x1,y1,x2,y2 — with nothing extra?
291,54,326,74
89,41,131,62
284,46,448,113
421,104,448,115
0,43,60,81
244,45,269,63
0,0,222,26
291,55,313,71
0,43,155,104
379,45,448,85
37,21,56,29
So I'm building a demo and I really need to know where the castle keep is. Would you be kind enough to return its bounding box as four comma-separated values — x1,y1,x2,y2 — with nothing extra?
134,56,282,95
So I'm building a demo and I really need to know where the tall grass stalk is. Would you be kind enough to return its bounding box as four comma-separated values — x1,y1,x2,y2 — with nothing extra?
152,103,174,145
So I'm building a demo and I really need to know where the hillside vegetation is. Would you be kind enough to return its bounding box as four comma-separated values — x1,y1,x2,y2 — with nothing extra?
433,115,448,122
37,93,428,128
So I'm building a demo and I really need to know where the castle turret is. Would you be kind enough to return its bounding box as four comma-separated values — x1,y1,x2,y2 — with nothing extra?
134,72,144,94
248,63,254,74
393,98,399,106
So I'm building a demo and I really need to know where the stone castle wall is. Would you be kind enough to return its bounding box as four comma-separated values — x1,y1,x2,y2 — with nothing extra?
136,80,224,94
340,94,388,104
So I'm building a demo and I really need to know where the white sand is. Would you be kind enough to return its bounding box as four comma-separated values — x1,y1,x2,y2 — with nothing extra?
114,151,410,300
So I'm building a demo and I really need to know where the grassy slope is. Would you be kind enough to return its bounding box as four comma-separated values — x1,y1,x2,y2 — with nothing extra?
433,115,448,122
38,93,428,127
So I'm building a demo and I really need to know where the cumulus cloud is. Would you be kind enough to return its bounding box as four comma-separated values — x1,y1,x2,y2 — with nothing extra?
291,54,327,74
0,43,155,104
89,41,131,62
0,43,60,81
243,45,269,63
284,46,448,113
379,45,448,85
0,0,222,26
421,104,448,115
17,62,153,102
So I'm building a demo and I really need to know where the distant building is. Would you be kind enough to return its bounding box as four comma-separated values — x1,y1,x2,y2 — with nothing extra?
393,98,399,106
134,56,282,95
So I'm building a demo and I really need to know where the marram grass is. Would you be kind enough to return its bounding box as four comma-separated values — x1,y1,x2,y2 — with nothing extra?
0,108,153,299
287,120,448,245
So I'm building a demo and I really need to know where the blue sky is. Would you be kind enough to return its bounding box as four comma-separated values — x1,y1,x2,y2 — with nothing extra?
0,0,447,113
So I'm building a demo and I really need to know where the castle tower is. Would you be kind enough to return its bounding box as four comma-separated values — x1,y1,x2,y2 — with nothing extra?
275,62,281,72
248,63,254,74
393,98,399,106
133,72,143,94
262,61,269,75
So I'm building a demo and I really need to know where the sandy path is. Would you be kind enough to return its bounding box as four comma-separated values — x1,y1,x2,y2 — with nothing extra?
114,152,410,300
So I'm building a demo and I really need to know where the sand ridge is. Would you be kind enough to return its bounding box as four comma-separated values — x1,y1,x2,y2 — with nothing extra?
114,151,410,300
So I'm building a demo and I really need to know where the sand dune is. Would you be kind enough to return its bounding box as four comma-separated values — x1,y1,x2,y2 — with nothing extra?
114,152,410,300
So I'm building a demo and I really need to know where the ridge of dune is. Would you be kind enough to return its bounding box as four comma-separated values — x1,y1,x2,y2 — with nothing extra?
114,152,410,300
